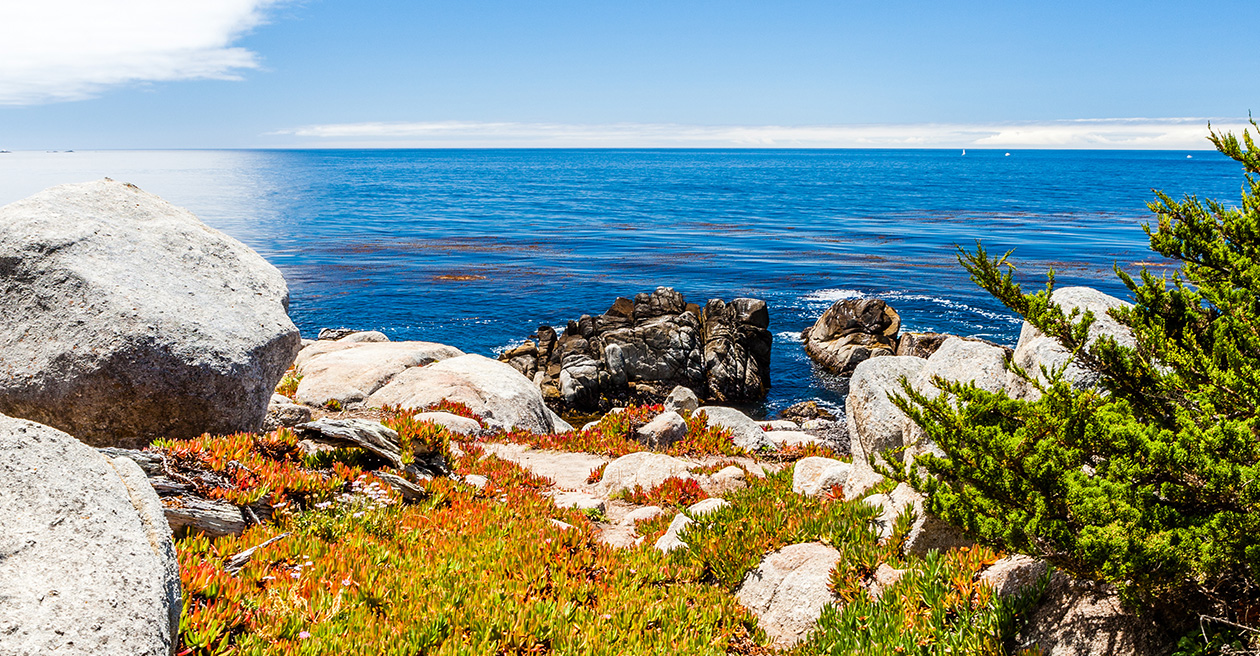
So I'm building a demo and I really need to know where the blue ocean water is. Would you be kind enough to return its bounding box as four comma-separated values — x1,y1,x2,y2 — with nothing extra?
0,148,1244,416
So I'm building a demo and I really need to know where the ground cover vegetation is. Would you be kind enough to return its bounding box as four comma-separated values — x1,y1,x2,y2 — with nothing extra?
168,400,1041,654
893,123,1260,649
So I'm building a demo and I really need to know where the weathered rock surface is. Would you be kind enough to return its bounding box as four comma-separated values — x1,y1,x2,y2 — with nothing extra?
1007,286,1135,401
499,287,772,411
701,405,774,451
596,452,693,497
792,456,852,497
413,411,482,435
367,354,557,434
264,394,312,431
1016,571,1171,656
663,385,700,414
902,337,1009,469
803,298,900,377
737,542,842,646
635,411,688,450
687,497,730,516
0,179,301,448
294,340,465,407
864,483,972,556
297,418,406,466
845,355,925,499
654,513,693,553
981,555,1049,600
0,415,181,655
895,331,950,359
780,400,836,422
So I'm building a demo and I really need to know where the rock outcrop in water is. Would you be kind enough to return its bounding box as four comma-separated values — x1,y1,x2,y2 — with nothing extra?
802,298,900,377
499,287,771,411
0,179,301,448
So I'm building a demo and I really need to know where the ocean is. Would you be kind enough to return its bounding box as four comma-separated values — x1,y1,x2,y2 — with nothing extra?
0,148,1243,416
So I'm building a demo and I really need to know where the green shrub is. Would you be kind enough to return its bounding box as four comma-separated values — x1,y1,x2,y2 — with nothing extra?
894,121,1260,630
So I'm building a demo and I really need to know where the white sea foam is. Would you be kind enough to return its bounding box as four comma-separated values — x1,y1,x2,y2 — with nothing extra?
801,288,863,303
881,292,1022,325
775,331,804,343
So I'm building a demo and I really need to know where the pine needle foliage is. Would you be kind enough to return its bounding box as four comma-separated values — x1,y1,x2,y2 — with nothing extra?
892,121,1260,617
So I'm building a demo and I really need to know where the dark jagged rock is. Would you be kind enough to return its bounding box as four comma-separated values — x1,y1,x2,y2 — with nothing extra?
802,298,901,377
780,401,836,422
500,287,772,411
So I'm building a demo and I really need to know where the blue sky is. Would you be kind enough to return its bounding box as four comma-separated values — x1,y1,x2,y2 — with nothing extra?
1,0,1257,149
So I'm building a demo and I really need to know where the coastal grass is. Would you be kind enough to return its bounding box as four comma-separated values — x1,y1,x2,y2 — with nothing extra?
173,420,1041,655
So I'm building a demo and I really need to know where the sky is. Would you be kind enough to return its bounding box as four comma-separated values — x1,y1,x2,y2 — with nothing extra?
1,0,1257,149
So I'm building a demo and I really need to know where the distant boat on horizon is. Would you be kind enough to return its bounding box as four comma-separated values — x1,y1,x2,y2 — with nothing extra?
961,149,966,156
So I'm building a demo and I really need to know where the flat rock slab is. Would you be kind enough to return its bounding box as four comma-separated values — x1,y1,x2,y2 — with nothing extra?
596,452,694,497
0,414,181,655
480,443,609,491
737,542,842,646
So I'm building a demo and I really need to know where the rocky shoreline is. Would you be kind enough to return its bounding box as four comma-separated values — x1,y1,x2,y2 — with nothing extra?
0,180,1166,655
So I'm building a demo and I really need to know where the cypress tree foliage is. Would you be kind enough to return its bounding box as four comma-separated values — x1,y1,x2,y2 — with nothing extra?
892,121,1260,623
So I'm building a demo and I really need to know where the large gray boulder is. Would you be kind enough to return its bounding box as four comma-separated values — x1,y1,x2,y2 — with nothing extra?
366,354,556,434
845,355,925,498
1007,287,1135,401
0,415,181,655
0,179,300,448
803,298,900,377
293,340,464,407
902,337,1008,469
737,542,842,646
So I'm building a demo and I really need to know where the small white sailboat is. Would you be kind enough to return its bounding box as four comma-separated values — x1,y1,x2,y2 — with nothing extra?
961,149,966,156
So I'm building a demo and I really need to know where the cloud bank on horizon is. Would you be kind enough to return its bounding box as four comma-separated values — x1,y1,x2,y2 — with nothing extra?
275,118,1248,150
0,0,275,105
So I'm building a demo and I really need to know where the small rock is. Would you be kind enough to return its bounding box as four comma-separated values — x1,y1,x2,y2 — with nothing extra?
687,497,729,516
464,474,489,489
621,505,666,525
263,399,312,432
792,456,852,497
338,330,389,343
866,562,908,600
736,542,842,646
318,327,360,340
1017,570,1170,656
981,555,1049,599
758,419,800,431
548,519,576,531
699,465,747,496
663,385,700,414
654,513,693,553
780,400,836,421
635,411,688,450
701,406,774,451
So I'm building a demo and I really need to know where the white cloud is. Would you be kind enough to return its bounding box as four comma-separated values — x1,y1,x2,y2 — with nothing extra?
0,0,277,105
274,117,1249,149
